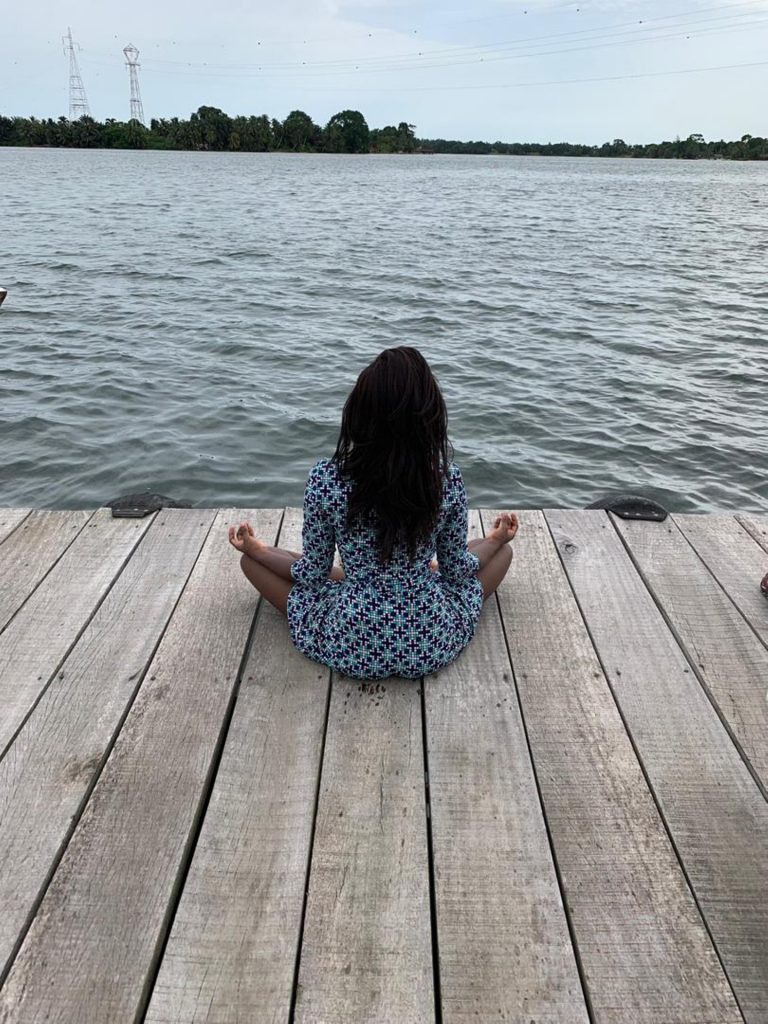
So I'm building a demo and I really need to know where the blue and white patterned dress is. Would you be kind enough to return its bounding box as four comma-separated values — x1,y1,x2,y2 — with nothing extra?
287,457,485,680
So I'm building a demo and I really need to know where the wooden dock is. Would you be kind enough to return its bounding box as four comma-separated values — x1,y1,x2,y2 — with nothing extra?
0,504,767,1024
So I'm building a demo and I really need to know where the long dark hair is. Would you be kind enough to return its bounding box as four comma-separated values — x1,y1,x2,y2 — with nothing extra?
331,346,453,565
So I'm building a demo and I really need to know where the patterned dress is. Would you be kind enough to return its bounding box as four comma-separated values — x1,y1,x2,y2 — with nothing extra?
287,457,485,680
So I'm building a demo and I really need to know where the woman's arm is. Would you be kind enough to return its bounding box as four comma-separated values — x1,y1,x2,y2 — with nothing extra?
435,467,484,583
288,461,336,585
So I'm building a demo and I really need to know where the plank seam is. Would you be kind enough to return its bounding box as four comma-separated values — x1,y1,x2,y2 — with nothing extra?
0,509,98,640
671,514,768,657
287,671,333,1023
0,510,33,547
0,512,156,767
544,510,748,1024
479,509,597,1024
0,511,219,991
268,503,339,1024
608,512,768,805
420,678,443,1024
134,509,285,1021
736,514,768,555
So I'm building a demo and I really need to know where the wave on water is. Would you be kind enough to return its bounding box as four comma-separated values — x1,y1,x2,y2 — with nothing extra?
1,150,766,513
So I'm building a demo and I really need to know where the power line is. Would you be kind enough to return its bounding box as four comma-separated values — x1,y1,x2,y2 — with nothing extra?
102,0,768,72
113,16,768,79
297,56,768,93
103,0,768,61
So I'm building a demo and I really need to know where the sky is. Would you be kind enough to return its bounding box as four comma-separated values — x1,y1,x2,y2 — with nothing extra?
2,0,767,143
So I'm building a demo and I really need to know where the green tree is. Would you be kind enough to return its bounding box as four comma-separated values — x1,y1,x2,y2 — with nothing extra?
325,109,370,153
191,106,231,150
282,109,320,151
396,121,416,153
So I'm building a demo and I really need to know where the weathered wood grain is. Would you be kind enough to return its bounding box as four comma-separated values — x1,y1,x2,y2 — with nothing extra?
0,509,30,545
0,509,280,1024
0,509,93,633
737,514,768,555
0,508,153,757
614,514,768,794
487,509,743,1024
0,509,215,981
549,509,766,1021
673,514,768,647
145,507,332,1024
424,511,589,1023
294,680,433,1022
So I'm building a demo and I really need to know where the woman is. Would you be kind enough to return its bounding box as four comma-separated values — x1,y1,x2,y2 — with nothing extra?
228,346,517,680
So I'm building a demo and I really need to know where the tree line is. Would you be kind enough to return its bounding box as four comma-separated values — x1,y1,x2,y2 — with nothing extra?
0,107,414,154
420,133,768,160
1,107,766,159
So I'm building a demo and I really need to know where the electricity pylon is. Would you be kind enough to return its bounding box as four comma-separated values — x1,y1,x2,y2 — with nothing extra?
123,44,145,124
63,27,91,120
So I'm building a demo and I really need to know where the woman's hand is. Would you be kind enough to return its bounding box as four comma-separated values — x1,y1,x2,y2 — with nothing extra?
488,512,519,544
228,521,266,557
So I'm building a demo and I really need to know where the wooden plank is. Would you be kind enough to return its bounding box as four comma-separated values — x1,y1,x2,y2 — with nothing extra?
0,508,154,757
737,514,768,555
487,509,743,1024
0,509,93,632
0,509,215,980
0,509,30,545
0,509,280,1024
674,514,768,647
549,509,767,1022
145,507,331,1023
424,511,589,1023
294,687,433,1020
614,514,768,794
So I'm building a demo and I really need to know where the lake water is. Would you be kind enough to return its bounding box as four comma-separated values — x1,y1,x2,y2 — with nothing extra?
2,148,766,513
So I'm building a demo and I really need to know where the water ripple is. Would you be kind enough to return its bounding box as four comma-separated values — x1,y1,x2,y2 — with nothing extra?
1,149,766,512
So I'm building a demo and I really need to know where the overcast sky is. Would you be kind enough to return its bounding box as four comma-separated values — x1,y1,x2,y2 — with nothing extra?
3,0,767,142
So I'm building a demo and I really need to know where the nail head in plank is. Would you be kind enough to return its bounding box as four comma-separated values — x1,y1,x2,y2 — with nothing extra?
0,509,280,1024
0,509,215,979
145,507,331,1023
489,509,742,1024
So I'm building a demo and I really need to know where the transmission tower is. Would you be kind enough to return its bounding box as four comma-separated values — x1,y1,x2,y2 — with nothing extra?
123,44,145,124
62,27,91,120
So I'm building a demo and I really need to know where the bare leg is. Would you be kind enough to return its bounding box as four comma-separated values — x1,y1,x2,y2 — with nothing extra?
246,543,344,582
429,535,512,600
476,544,513,601
239,554,292,616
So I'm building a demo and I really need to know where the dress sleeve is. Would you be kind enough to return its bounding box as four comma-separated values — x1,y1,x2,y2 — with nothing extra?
290,461,336,586
436,466,481,584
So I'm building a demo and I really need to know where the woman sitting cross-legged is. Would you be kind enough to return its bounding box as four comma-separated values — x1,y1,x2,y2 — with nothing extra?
228,345,517,681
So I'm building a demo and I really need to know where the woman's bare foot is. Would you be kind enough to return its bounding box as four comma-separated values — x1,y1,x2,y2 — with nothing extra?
488,512,519,544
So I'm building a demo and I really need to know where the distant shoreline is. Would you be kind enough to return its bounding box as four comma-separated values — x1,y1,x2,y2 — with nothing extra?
2,107,766,160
